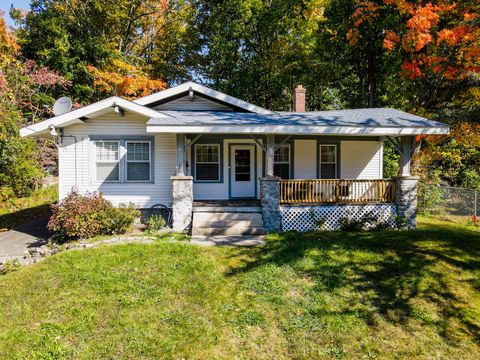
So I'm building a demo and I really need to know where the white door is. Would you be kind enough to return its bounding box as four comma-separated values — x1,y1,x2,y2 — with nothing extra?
230,145,256,198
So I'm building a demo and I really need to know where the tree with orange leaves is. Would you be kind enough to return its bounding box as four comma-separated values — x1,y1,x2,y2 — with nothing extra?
344,0,479,118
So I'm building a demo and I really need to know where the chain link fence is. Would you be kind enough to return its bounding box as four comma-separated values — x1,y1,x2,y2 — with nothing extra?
418,184,479,218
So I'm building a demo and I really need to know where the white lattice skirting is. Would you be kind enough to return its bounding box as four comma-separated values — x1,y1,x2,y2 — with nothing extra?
281,204,397,232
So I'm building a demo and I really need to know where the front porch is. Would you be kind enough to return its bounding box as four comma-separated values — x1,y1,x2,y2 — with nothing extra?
169,133,419,233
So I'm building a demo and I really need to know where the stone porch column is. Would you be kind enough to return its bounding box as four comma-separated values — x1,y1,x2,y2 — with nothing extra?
171,175,193,232
260,176,282,232
394,176,419,229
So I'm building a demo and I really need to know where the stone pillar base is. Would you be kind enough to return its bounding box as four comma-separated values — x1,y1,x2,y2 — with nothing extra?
394,176,419,229
260,176,282,232
171,176,193,232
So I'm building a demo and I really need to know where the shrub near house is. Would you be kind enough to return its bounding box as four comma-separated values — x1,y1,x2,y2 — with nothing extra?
48,192,139,241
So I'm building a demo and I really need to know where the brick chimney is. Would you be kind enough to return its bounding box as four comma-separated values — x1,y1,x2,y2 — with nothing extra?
293,85,306,112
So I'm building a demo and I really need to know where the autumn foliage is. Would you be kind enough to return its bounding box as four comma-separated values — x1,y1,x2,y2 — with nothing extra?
419,123,480,188
348,0,480,81
87,62,166,99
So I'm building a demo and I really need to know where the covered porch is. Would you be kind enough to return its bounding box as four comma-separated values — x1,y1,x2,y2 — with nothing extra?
168,132,418,232
172,133,408,201
144,108,448,232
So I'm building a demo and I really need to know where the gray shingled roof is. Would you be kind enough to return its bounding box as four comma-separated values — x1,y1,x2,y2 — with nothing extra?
147,108,448,128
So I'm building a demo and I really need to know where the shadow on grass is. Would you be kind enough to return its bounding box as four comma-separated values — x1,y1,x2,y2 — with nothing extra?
229,222,480,341
0,204,52,231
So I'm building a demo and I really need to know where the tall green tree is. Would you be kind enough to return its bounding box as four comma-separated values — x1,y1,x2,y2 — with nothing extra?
191,0,327,110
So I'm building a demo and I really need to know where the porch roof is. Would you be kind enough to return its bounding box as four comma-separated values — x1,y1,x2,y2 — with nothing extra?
146,108,449,136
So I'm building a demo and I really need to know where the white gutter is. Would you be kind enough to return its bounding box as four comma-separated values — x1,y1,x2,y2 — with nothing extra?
146,125,450,136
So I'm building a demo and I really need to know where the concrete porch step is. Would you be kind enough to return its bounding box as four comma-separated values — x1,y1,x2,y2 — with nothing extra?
191,210,265,236
193,219,265,229
193,212,263,221
192,206,262,213
192,226,265,236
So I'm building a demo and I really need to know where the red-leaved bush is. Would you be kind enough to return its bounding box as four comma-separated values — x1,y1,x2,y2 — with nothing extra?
48,191,139,241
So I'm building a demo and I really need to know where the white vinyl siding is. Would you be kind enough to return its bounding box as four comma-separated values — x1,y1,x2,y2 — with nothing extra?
154,95,234,111
294,140,317,179
58,113,176,207
340,141,383,179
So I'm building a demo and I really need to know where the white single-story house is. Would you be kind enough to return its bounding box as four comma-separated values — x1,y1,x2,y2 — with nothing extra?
20,82,449,233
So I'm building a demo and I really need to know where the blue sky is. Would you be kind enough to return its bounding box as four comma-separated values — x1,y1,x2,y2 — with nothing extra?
1,0,30,27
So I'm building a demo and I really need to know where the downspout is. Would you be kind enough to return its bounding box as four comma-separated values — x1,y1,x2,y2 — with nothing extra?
57,128,79,190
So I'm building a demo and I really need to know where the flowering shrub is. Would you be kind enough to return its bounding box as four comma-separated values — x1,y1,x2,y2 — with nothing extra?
48,192,139,241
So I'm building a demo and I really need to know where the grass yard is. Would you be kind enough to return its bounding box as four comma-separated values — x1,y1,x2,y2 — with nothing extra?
0,216,479,359
0,185,58,230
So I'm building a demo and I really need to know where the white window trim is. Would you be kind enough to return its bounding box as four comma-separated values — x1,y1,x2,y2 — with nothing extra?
125,141,152,182
95,140,121,183
319,144,337,179
194,143,221,182
274,143,291,178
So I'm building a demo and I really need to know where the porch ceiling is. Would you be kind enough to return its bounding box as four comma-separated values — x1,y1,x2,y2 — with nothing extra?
146,109,449,136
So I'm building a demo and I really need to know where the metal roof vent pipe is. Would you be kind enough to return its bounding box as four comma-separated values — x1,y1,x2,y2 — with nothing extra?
293,85,306,112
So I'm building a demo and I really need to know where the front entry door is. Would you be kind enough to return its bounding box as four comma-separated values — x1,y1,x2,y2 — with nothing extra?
230,145,256,198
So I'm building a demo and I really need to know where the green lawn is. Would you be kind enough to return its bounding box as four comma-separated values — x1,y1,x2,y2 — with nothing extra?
0,217,479,359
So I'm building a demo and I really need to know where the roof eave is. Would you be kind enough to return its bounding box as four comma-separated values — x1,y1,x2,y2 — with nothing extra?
19,97,165,138
146,124,450,136
134,81,276,115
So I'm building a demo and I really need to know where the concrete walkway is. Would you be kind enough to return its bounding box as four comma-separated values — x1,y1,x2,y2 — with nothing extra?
0,215,50,258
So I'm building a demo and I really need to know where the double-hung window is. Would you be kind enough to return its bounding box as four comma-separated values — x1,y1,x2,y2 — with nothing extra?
94,139,152,183
95,141,120,181
274,144,290,179
126,141,151,181
319,144,337,179
195,144,220,181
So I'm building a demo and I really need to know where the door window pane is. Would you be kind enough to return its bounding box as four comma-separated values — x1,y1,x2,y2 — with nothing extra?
235,149,250,181
195,144,220,181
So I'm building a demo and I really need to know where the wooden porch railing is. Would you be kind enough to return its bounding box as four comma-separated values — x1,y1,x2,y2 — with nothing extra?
279,179,396,204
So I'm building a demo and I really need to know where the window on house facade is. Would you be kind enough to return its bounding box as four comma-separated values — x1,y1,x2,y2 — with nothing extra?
319,144,337,179
126,141,151,181
95,141,120,181
94,139,152,182
195,144,220,181
274,144,290,179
